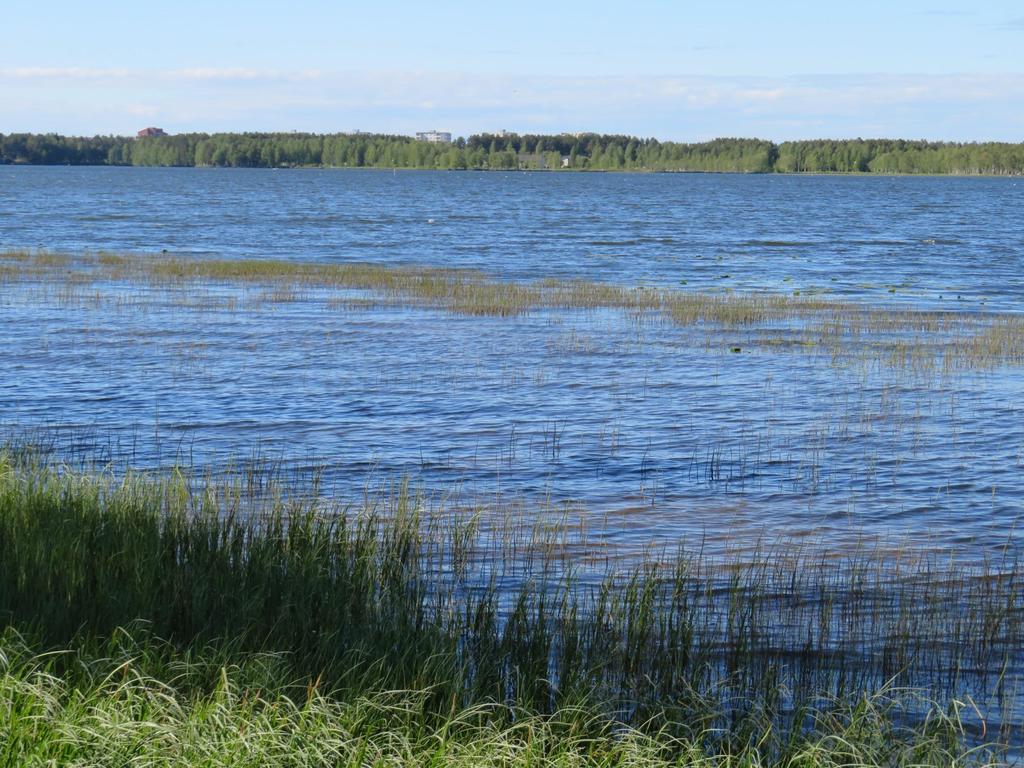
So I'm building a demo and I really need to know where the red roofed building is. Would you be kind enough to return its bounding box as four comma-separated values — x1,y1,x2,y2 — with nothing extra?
137,127,167,138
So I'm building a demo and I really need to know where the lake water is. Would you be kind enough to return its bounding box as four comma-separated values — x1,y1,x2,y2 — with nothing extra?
2,166,1023,554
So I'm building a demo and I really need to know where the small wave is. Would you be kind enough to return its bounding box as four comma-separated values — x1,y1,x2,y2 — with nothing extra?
75,214,137,222
739,240,817,248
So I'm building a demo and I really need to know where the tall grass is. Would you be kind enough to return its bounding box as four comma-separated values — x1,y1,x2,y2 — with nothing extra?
0,628,999,766
0,451,1020,760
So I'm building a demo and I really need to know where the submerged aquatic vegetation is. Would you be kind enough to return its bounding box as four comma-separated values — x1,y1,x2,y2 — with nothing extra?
0,450,1021,759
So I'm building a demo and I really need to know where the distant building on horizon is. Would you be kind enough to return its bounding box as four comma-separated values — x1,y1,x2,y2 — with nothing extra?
137,127,167,138
415,130,452,144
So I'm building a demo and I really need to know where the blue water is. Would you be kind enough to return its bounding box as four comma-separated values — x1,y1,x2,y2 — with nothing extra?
4,166,1024,306
1,166,1023,553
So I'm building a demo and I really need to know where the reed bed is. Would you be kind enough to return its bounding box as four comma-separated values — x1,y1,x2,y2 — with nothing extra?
145,255,847,323
3,250,1023,370
0,450,1021,761
0,249,866,323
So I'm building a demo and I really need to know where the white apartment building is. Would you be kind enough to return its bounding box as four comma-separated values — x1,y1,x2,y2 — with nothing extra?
415,131,452,144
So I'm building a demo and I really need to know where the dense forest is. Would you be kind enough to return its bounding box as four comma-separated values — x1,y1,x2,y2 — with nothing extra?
2,131,1023,174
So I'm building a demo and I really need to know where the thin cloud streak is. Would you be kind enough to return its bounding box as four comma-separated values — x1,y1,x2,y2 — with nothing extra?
3,67,135,79
1,67,326,82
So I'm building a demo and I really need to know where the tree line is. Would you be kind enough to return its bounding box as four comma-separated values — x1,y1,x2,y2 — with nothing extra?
2,131,1023,175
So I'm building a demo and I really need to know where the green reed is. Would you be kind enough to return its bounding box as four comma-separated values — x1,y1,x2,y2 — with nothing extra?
0,627,999,767
0,249,854,321
0,451,1020,760
4,249,1023,371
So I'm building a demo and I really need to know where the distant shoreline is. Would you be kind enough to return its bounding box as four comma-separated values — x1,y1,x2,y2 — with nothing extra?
3,161,1022,179
3,132,1024,175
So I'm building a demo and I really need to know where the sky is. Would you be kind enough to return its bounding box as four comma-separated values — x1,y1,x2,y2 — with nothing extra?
2,0,1023,140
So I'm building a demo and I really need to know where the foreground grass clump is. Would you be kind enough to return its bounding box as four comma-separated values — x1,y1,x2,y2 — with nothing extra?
0,451,1020,761
0,630,995,767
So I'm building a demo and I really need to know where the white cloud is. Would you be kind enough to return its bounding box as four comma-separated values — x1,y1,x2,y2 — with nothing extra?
168,67,275,81
2,67,133,79
0,66,326,82
166,68,325,81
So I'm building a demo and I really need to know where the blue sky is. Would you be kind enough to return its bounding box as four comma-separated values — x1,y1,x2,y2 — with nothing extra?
2,0,1023,139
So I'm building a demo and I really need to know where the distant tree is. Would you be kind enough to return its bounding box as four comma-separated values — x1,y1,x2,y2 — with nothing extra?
3,131,1023,174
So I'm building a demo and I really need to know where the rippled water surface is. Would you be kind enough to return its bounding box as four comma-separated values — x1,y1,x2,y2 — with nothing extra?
2,166,1023,553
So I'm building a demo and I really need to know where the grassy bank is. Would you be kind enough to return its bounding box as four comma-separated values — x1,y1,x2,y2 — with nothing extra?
0,632,996,767
0,450,1021,763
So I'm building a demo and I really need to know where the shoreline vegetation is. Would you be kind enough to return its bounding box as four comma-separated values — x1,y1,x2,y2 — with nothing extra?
6,252,1024,765
3,131,1024,174
0,449,1021,764
5,252,1024,763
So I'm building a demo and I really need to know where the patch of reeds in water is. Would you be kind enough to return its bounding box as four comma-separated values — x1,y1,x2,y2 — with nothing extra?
0,450,1020,761
0,249,853,322
3,249,1023,369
